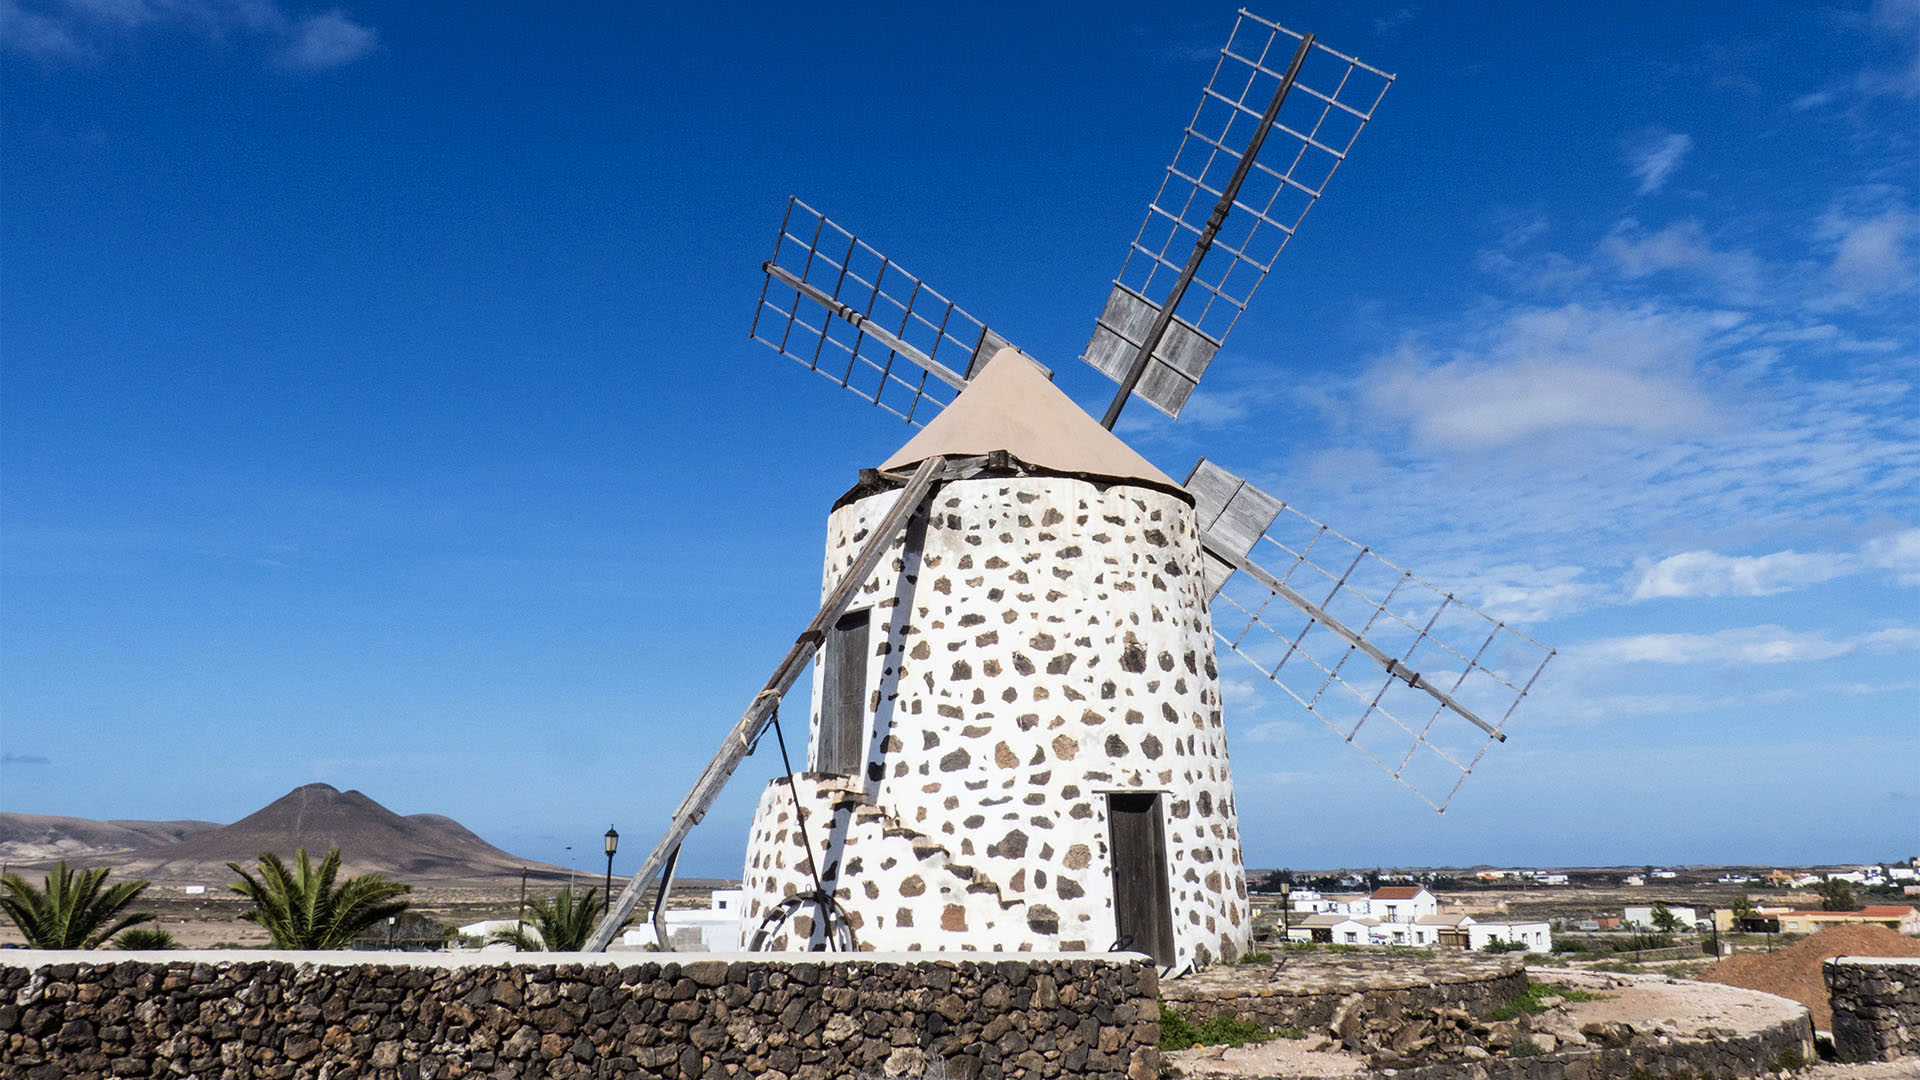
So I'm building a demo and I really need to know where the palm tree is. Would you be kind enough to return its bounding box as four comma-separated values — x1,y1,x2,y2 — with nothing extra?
227,848,410,949
0,861,155,948
489,886,619,952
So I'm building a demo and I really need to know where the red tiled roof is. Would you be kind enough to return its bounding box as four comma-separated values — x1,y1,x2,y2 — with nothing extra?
1371,886,1424,899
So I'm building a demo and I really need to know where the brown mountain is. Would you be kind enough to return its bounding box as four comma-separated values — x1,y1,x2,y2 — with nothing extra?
11,784,570,885
0,813,222,865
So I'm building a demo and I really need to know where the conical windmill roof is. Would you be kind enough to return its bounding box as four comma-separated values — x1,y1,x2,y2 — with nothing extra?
879,348,1179,490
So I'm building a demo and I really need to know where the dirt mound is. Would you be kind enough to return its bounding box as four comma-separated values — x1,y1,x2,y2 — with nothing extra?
1697,924,1920,1029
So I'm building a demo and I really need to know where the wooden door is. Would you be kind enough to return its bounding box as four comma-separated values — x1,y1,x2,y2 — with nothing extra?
817,609,869,776
1107,792,1175,964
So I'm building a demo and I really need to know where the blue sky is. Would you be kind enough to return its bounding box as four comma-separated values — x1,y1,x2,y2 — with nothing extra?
3,1,1915,879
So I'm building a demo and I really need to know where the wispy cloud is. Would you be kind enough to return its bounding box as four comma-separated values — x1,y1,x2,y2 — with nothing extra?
0,0,376,69
1629,548,1855,600
275,8,373,70
1598,219,1765,304
1628,131,1693,195
1814,194,1919,308
1,752,52,765
1358,303,1729,451
1580,624,1920,666
1864,527,1920,585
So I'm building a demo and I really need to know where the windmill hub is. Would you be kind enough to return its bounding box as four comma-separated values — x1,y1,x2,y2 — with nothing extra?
740,351,1249,966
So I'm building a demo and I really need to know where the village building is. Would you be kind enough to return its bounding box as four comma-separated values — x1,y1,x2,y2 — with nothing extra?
1366,885,1438,922
1624,903,1699,929
1467,920,1552,952
1777,906,1920,936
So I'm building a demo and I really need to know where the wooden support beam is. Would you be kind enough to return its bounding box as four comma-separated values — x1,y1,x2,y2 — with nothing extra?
584,454,949,951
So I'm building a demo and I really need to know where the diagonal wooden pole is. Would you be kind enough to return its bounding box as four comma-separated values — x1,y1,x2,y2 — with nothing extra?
584,454,949,951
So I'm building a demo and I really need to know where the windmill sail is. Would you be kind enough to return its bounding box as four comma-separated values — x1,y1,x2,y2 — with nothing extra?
1084,12,1393,421
752,198,1022,426
1187,460,1554,811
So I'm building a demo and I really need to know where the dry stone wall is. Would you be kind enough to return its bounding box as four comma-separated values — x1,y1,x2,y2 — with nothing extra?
743,471,1248,968
1162,953,1526,1033
1828,955,1920,1063
0,951,1159,1080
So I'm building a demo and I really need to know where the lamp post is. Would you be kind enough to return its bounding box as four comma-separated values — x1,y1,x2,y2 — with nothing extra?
1280,882,1292,942
603,827,620,900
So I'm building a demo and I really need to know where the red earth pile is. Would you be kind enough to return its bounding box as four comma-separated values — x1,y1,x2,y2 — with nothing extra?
1697,923,1920,1029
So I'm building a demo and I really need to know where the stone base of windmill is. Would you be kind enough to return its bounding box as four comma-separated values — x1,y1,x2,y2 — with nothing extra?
1163,965,1816,1079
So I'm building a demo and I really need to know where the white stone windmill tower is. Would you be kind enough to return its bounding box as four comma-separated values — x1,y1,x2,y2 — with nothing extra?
587,12,1554,967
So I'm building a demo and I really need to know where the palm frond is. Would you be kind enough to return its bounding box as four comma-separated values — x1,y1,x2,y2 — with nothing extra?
0,862,153,948
228,847,410,949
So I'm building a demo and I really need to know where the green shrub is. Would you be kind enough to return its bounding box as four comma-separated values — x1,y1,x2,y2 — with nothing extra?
1283,941,1318,952
1484,939,1529,953
1327,943,1363,954
1238,951,1274,964
1159,1002,1198,1050
1194,1014,1271,1047
1551,939,1588,953
1773,1048,1804,1071
1487,979,1612,1020
1157,1002,1275,1050
114,928,177,950
1510,1036,1543,1058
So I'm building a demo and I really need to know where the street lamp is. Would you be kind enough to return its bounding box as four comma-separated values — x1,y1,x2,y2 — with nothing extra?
1280,882,1293,942
603,827,620,900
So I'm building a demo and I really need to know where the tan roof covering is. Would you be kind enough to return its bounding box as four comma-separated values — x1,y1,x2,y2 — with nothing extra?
1297,913,1347,927
1416,914,1473,927
1371,886,1426,900
879,348,1177,488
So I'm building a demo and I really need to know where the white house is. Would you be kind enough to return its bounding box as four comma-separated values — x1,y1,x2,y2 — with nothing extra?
1367,886,1438,923
1624,904,1697,929
621,889,746,952
1468,921,1552,953
1413,913,1475,948
1288,913,1381,945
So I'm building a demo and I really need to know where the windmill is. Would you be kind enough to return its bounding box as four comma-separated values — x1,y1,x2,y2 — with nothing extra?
587,10,1553,964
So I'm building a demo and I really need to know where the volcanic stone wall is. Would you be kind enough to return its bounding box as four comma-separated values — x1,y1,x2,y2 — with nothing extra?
1828,955,1920,1062
0,951,1160,1080
742,471,1248,968
1162,953,1526,1032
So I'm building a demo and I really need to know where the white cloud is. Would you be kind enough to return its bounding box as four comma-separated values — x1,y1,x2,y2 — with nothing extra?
1456,563,1609,624
0,0,374,68
1820,205,1919,300
0,0,81,56
1629,131,1693,195
1598,219,1764,303
1629,548,1855,600
275,8,371,69
1863,527,1920,585
1580,624,1920,666
1360,303,1729,450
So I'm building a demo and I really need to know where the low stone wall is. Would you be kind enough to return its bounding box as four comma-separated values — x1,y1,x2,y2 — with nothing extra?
1161,953,1526,1031
1828,955,1920,1062
0,950,1159,1080
1377,1008,1814,1080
